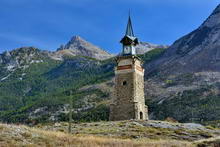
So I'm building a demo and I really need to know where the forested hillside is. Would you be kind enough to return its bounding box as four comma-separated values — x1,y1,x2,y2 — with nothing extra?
0,47,165,123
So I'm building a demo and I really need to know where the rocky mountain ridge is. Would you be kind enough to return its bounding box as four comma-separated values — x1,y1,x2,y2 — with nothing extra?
57,36,114,60
0,35,166,70
0,47,44,71
146,4,220,75
136,42,168,54
141,4,220,123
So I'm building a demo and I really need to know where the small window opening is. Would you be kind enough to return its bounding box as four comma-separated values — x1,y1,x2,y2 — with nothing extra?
140,112,143,120
122,81,127,86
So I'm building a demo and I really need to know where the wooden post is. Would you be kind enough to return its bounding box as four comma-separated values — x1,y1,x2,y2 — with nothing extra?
68,90,73,134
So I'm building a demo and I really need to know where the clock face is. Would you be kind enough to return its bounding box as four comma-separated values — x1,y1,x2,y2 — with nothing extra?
124,46,131,54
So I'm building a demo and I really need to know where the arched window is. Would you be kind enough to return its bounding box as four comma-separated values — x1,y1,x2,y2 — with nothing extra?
140,112,143,120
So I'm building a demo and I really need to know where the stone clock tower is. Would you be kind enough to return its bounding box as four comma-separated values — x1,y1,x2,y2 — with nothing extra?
109,16,148,121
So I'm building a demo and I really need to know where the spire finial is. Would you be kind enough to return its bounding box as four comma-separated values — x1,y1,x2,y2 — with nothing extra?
129,9,131,18
125,11,134,37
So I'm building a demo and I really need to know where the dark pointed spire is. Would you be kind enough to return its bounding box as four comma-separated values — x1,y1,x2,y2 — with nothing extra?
120,12,138,47
125,13,134,37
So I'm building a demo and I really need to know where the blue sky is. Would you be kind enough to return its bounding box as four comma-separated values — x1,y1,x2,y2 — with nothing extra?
0,0,219,54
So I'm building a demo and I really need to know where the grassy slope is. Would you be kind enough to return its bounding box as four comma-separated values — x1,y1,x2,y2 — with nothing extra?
2,120,220,147
2,121,212,147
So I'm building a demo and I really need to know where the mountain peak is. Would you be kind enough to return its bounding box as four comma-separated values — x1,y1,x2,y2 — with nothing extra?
68,35,84,44
57,35,113,60
212,4,220,14
71,35,83,41
3,50,11,57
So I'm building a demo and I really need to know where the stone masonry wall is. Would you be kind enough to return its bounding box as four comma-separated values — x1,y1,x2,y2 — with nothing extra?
109,56,148,121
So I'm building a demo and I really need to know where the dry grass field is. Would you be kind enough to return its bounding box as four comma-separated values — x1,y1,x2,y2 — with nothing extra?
0,121,220,147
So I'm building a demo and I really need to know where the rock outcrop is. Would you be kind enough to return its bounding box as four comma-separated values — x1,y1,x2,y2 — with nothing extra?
136,42,168,54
